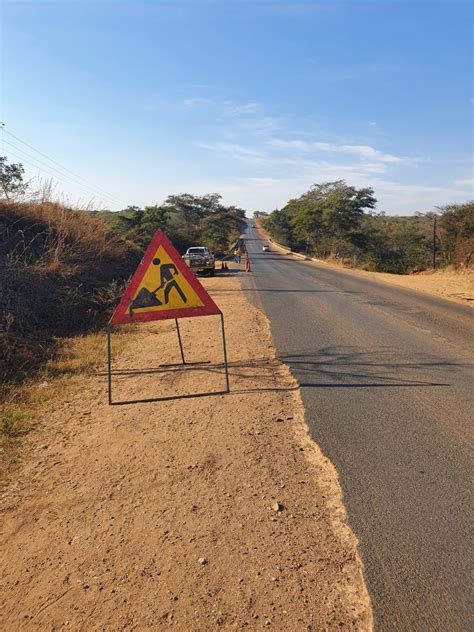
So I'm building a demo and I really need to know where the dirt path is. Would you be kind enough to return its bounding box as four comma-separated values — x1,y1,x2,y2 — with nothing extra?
1,270,372,631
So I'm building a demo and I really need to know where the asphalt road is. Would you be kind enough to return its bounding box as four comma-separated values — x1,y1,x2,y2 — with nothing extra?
240,224,473,632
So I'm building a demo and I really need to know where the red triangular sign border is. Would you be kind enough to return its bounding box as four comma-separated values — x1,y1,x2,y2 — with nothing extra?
110,230,221,325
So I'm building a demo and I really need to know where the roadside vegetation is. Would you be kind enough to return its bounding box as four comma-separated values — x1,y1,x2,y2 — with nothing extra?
91,193,246,255
0,197,140,385
259,181,473,273
0,157,246,471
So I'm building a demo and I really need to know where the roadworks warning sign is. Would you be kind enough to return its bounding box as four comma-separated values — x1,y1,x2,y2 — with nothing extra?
110,231,221,325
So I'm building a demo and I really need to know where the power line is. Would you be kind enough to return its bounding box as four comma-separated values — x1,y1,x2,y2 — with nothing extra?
0,137,126,208
0,122,125,204
2,146,124,208
0,122,128,208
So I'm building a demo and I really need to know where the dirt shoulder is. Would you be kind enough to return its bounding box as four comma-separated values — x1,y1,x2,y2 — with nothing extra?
1,270,372,631
353,267,473,304
258,221,473,306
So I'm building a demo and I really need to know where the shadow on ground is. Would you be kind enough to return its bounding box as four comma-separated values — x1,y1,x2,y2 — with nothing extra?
97,345,466,404
278,346,470,388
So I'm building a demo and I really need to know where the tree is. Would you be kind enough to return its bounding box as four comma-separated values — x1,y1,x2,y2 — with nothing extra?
141,205,169,237
268,180,376,256
438,201,474,267
114,206,144,235
263,208,295,246
200,206,246,254
163,193,223,241
0,156,27,199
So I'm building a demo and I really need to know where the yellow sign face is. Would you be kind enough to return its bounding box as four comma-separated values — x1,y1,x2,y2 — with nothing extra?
128,244,204,317
110,230,221,325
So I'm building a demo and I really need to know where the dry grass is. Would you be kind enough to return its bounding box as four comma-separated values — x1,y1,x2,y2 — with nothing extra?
0,199,129,267
0,199,140,385
0,327,134,485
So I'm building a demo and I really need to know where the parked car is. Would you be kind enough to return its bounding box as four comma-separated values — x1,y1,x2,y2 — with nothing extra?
262,244,270,252
183,247,215,276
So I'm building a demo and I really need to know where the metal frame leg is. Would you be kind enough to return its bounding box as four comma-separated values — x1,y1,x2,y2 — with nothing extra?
175,319,186,364
220,313,230,393
107,326,112,405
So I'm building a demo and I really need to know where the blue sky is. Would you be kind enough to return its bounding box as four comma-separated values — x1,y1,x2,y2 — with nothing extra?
1,0,472,214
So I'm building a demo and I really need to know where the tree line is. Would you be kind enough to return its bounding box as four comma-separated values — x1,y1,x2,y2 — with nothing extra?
96,193,246,256
1,156,472,271
260,181,473,273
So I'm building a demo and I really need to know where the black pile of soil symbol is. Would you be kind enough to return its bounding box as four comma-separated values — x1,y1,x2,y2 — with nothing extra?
131,288,162,312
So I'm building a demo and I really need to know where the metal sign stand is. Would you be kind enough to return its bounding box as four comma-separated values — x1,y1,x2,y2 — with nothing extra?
175,319,186,364
106,313,230,405
107,325,113,406
220,313,230,393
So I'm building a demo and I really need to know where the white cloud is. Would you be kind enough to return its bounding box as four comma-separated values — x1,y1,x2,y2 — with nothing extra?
267,138,402,163
194,142,265,166
454,178,474,189
247,177,282,185
340,144,401,163
183,97,213,107
194,142,260,157
224,102,260,116
183,98,261,117
237,116,282,135
369,121,377,126
195,139,395,177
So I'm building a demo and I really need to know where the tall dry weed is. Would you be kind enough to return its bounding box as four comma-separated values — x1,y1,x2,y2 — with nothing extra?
0,199,140,387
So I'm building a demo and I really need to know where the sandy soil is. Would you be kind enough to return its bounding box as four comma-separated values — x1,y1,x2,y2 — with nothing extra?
1,270,372,631
358,268,474,303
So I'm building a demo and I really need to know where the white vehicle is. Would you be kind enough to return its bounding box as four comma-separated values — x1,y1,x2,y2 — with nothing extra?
262,244,270,252
183,247,215,276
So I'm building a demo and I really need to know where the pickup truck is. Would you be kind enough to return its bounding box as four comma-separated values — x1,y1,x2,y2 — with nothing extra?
183,247,215,276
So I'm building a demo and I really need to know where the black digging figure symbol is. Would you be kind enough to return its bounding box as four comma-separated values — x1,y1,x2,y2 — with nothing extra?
130,258,187,315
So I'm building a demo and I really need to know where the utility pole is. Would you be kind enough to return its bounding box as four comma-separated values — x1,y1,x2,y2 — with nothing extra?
433,216,437,269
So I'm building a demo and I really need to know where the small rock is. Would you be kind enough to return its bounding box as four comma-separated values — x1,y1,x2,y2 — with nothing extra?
198,557,208,565
270,501,284,513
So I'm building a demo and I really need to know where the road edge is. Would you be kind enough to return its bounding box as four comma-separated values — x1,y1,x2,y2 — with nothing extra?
236,263,374,631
